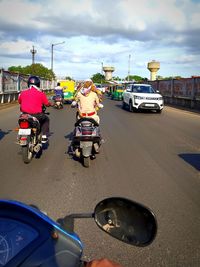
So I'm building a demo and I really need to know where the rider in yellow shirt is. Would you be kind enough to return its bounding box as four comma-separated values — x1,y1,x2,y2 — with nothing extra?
73,79,103,124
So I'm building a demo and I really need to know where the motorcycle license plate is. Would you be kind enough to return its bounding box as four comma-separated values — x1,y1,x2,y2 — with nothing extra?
80,141,93,148
18,129,31,135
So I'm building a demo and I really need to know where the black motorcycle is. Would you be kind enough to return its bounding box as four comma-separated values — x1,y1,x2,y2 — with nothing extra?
53,95,63,109
17,108,49,164
71,117,102,167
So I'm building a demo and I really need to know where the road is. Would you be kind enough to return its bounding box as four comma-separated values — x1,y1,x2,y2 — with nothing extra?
1,98,200,267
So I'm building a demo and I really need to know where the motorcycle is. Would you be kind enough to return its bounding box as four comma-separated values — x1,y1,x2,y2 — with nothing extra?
0,197,157,267
16,107,50,164
53,95,63,109
71,117,102,167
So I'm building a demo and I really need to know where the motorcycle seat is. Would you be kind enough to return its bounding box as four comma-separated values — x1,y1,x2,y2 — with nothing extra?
75,117,99,127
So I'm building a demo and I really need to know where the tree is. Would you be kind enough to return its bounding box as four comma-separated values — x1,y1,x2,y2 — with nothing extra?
157,75,182,80
125,75,146,82
8,64,55,80
112,76,122,81
65,76,74,81
8,65,24,73
91,73,105,83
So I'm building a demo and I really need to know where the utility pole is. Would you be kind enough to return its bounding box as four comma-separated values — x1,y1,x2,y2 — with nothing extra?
30,46,37,64
128,54,131,81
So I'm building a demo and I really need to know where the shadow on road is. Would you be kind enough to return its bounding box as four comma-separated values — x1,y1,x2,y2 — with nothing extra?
64,131,74,141
115,103,161,114
0,129,12,140
64,131,77,160
179,153,200,171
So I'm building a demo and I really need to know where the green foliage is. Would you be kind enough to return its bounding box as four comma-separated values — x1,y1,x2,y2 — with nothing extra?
112,76,122,81
157,75,182,80
65,76,75,81
91,73,105,83
8,65,24,73
8,64,55,80
125,75,146,82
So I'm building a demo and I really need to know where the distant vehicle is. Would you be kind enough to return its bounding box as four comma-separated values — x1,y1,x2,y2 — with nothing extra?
95,83,107,93
108,84,125,101
58,80,75,103
122,83,164,113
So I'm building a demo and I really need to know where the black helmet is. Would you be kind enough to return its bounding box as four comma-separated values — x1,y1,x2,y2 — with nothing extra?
28,76,40,88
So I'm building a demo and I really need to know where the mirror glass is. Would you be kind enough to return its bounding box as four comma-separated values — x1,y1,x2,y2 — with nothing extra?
94,197,157,246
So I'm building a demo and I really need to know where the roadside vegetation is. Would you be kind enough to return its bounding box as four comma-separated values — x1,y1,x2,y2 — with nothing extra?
7,64,183,83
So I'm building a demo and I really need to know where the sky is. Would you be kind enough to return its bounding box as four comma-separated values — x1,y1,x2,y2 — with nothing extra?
0,0,200,80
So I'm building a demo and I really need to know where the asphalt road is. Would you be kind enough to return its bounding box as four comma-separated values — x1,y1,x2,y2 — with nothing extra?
1,98,200,267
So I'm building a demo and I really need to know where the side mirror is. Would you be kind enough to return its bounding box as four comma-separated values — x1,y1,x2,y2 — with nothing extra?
94,197,157,247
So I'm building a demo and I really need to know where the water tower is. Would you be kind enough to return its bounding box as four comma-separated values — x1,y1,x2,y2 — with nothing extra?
147,60,160,81
103,66,115,81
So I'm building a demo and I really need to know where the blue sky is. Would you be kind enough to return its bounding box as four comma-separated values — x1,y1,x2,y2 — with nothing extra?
0,0,200,80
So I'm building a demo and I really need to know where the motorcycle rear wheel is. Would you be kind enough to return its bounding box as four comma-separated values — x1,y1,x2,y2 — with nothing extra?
22,142,33,164
83,157,90,168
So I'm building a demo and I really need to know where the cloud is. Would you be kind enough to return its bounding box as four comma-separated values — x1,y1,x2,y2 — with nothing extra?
0,0,200,79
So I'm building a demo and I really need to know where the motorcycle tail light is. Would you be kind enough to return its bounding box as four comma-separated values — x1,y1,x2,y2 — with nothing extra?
19,121,29,129
20,137,27,141
82,130,92,135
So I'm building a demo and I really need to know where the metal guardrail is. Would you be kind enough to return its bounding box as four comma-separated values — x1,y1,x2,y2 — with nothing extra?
0,69,55,103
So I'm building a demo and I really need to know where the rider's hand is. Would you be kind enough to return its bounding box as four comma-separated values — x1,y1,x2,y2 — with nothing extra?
71,101,77,107
85,258,123,267
98,103,104,108
46,102,53,107
47,102,54,107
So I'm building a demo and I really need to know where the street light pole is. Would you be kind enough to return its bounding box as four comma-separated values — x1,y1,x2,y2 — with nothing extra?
51,41,65,73
128,54,131,81
101,62,103,84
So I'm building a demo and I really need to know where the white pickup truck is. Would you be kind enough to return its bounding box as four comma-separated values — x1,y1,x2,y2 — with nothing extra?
122,83,164,113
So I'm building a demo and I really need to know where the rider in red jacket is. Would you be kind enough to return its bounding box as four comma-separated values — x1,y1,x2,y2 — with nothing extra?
18,76,52,143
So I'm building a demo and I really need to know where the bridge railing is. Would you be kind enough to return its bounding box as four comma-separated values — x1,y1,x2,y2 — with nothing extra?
148,77,200,110
0,69,55,103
